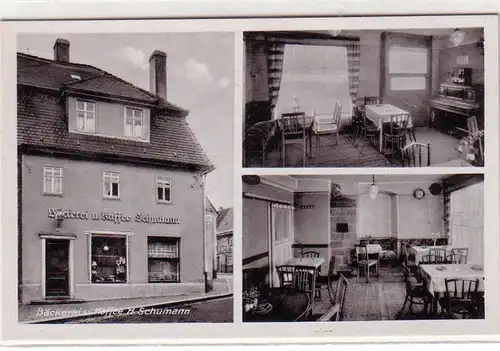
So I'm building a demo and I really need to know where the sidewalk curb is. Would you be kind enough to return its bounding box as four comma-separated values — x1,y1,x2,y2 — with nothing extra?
23,292,233,324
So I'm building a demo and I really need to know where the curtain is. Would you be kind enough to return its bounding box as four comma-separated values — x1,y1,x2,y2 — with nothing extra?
267,38,285,116
449,182,484,265
270,203,294,287
345,40,361,116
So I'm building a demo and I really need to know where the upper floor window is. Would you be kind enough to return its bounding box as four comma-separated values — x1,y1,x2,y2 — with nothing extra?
76,100,96,133
157,177,171,204
124,107,143,138
43,166,63,195
103,171,120,199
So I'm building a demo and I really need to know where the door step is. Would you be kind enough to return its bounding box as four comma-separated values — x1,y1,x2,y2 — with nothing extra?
30,297,86,305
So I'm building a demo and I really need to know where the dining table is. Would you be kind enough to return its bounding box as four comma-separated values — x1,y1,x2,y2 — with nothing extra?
409,245,452,265
365,104,413,153
418,263,485,315
285,257,325,314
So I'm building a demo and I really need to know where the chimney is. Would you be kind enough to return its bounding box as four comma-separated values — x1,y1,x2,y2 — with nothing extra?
149,50,167,100
53,38,70,63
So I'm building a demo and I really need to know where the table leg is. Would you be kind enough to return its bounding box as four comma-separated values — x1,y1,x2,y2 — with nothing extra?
379,129,383,153
311,268,318,317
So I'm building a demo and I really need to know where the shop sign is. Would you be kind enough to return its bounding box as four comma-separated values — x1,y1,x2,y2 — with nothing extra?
47,208,180,225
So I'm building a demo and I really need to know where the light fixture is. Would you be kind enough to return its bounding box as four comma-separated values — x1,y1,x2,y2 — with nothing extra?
450,28,466,46
369,175,379,199
103,244,109,252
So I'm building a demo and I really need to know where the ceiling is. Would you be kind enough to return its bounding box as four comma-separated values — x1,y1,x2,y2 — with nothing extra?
314,27,483,38
290,174,451,183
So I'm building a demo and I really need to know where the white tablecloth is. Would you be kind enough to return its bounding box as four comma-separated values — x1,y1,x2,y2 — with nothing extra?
365,104,412,153
365,104,413,129
357,244,383,255
409,245,452,265
419,264,485,295
285,257,325,269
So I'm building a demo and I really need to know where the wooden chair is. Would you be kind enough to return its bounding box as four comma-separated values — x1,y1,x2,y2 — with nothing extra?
351,105,364,142
402,102,418,142
446,253,468,264
244,120,278,167
457,116,484,164
364,96,383,105
399,266,432,318
292,265,316,319
317,273,348,322
355,244,379,283
420,254,444,265
315,256,336,303
301,250,320,258
429,248,447,261
357,109,379,156
382,113,410,160
439,278,479,319
279,112,308,167
450,248,469,263
276,265,295,290
402,142,431,167
312,102,341,154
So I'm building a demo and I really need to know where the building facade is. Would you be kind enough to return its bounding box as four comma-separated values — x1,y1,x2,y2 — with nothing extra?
18,38,217,304
216,208,233,274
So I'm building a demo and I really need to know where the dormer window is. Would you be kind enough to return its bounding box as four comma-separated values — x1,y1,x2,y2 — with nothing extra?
124,107,143,139
76,100,96,133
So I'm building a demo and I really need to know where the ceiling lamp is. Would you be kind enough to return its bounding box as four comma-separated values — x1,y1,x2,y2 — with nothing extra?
450,28,466,46
369,175,379,199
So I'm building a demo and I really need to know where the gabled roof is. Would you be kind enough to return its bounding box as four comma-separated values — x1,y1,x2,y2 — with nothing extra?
17,53,187,115
205,197,218,215
216,208,233,234
17,52,212,171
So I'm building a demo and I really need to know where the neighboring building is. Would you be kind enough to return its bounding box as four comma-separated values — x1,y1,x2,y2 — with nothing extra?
17,38,216,304
205,198,218,278
216,208,233,274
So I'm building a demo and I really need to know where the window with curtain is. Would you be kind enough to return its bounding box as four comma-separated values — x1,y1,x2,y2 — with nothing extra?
272,204,293,244
276,44,351,118
449,181,484,265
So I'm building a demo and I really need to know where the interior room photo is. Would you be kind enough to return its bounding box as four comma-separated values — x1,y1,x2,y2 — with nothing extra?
242,173,485,322
243,28,485,168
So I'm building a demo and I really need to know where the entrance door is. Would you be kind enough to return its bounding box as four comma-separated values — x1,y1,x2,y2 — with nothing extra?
382,33,432,127
45,239,70,297
269,204,294,287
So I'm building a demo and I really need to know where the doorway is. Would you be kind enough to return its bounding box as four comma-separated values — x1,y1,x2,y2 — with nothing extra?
45,239,70,297
269,203,294,287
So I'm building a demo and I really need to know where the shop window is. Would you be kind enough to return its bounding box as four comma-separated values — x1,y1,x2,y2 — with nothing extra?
103,171,120,199
91,235,127,283
147,237,180,283
43,166,63,195
124,107,143,139
156,177,171,203
76,100,96,133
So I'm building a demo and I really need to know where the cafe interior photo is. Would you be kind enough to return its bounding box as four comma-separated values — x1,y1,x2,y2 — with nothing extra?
242,173,485,322
243,28,485,168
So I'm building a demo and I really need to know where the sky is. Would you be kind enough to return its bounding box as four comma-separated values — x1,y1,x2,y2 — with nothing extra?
18,33,234,209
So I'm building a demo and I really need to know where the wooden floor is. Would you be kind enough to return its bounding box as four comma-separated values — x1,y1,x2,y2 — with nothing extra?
245,127,468,168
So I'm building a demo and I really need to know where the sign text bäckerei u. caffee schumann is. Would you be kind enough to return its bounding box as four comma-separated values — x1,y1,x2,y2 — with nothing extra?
47,208,180,224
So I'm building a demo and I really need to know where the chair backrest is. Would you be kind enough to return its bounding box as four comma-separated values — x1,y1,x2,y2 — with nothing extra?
467,116,480,136
364,96,382,105
429,248,447,260
452,248,469,260
292,265,315,294
445,278,479,300
333,102,342,125
402,142,431,167
280,112,306,135
385,113,410,135
421,254,443,264
355,244,368,261
447,253,468,264
276,264,295,288
301,250,320,259
335,273,349,321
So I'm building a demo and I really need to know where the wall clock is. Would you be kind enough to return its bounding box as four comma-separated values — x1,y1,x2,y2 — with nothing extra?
413,188,426,199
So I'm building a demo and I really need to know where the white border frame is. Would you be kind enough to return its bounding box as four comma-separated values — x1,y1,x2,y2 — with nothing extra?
1,11,499,346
